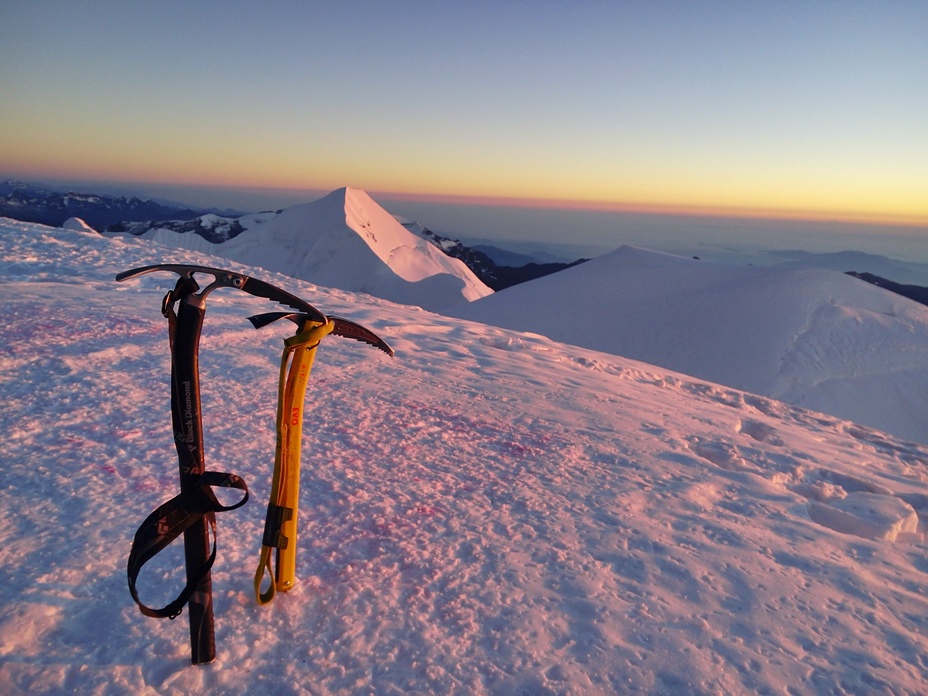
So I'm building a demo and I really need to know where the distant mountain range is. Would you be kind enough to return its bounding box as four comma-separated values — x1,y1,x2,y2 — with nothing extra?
0,179,226,228
3,179,925,306
0,180,585,293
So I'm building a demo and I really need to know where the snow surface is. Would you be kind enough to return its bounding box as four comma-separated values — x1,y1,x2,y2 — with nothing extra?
124,188,492,313
451,245,928,445
3,218,928,695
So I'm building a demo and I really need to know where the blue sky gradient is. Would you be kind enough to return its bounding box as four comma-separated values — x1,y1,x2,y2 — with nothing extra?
2,1,926,226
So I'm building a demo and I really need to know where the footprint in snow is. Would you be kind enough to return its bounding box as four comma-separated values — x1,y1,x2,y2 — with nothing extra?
687,437,755,472
478,336,525,351
736,419,781,445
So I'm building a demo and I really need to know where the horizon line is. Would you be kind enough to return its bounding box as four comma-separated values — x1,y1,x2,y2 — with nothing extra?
5,174,927,230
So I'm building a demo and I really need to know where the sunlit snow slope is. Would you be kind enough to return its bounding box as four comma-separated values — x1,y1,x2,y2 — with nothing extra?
135,187,493,312
451,245,928,444
2,219,928,695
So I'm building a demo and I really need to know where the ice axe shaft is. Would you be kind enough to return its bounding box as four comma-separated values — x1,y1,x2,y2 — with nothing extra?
169,298,215,663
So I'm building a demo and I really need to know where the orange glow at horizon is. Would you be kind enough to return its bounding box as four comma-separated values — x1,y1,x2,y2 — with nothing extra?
11,161,927,230
369,189,928,229
4,121,926,230
3,103,925,230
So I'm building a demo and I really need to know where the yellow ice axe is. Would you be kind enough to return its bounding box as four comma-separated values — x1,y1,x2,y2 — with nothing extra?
250,312,392,605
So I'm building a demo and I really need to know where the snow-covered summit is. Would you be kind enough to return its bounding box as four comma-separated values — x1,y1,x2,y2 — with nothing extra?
451,245,928,444
135,187,493,312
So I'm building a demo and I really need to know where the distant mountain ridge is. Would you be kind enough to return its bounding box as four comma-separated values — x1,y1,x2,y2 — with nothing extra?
396,219,587,291
845,272,928,307
107,213,249,244
0,179,220,228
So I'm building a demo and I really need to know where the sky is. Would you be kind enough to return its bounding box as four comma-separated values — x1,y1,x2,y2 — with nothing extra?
1,1,927,229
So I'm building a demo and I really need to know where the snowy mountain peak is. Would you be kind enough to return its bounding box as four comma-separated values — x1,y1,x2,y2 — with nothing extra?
299,185,454,282
126,187,493,312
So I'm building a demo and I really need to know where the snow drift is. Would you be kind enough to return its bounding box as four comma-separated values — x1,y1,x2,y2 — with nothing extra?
2,218,928,694
62,216,98,234
450,245,928,444
130,187,493,312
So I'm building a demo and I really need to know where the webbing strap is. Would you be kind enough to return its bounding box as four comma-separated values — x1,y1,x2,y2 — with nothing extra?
127,471,248,619
261,504,293,548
